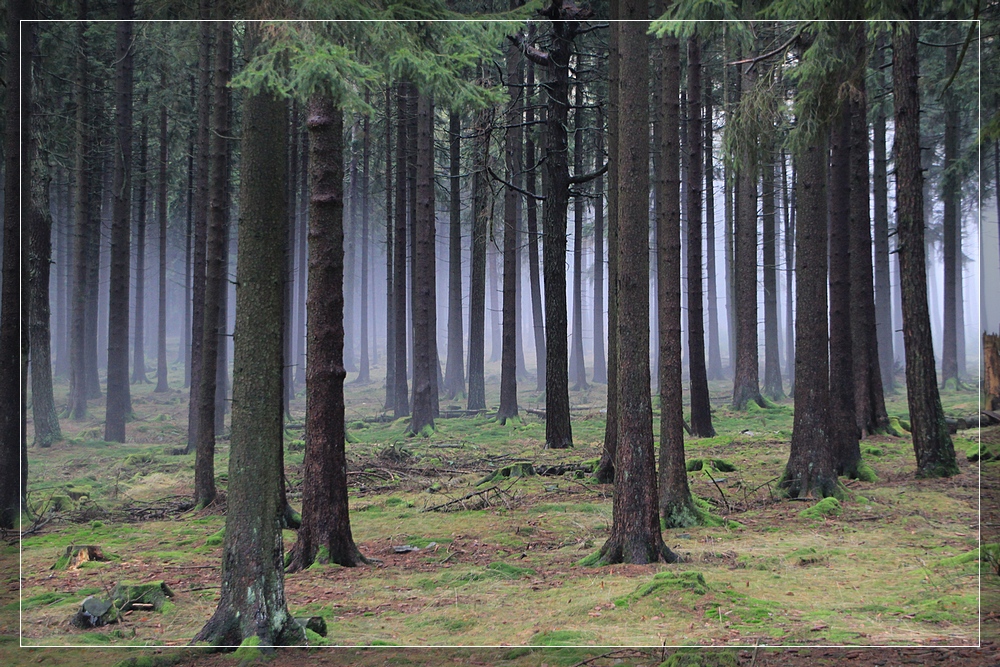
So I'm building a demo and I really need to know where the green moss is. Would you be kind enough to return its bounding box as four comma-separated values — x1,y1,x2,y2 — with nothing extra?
885,417,907,437
23,591,69,609
863,446,884,457
233,635,263,662
799,497,842,519
304,628,330,646
527,630,592,646
615,571,709,607
660,648,738,667
368,639,400,646
936,547,981,568
205,528,225,547
854,462,879,483
686,458,736,473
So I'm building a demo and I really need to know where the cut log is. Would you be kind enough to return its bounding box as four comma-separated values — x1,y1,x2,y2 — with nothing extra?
53,545,107,570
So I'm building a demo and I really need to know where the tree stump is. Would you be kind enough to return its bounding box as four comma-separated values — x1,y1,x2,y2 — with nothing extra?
986,334,1000,411
53,545,106,570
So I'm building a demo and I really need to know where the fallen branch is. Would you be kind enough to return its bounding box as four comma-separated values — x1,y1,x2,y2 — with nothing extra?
704,469,731,513
422,481,518,513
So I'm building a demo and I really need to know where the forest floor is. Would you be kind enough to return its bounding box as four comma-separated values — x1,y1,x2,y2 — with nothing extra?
2,358,998,666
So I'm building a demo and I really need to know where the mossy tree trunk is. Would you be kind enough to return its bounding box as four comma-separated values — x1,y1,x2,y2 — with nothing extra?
658,31,697,528
892,10,958,478
286,94,369,573
597,10,679,565
193,23,303,648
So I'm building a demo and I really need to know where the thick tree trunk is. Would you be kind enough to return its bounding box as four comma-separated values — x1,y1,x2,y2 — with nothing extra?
467,100,490,412
596,0,619,482
499,42,523,423
892,12,958,478
155,68,170,393
410,92,437,435
828,109,860,477
131,101,150,385
686,37,714,437
540,6,576,449
393,82,410,417
186,12,212,451
731,61,762,410
569,73,588,392
295,125,309,389
784,155,795,387
781,128,838,499
286,95,370,573
762,139,783,401
283,103,299,417
872,36,894,392
29,151,62,448
193,24,302,647
849,88,889,437
69,4,92,419
597,11,677,566
105,1,135,443
658,33,696,527
193,20,232,509
524,60,546,391
445,110,465,399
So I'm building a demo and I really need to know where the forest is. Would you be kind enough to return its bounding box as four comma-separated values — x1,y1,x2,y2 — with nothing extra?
2,0,1000,665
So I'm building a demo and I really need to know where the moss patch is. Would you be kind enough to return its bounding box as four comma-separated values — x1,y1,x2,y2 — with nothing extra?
660,648,738,667
615,571,709,607
799,497,842,520
527,630,592,646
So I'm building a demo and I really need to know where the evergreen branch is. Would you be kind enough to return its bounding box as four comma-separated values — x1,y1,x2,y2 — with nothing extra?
487,165,545,201
568,162,607,184
727,24,807,72
938,4,979,99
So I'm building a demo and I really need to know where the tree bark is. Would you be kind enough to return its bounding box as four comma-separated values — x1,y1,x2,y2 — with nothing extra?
467,99,490,412
105,0,136,443
393,82,410,418
524,60,546,391
940,40,959,387
445,110,465,399
193,19,232,509
569,70,588,392
357,96,372,384
286,94,370,572
780,127,838,499
596,10,678,566
892,11,958,478
410,91,437,435
155,67,170,393
762,137,783,401
686,37,714,437
828,108,860,477
499,40,523,424
872,35,894,393
592,103,607,386
384,87,396,410
731,60,762,410
704,76,723,382
131,98,150,385
658,32,696,527
784,154,795,388
283,102,299,418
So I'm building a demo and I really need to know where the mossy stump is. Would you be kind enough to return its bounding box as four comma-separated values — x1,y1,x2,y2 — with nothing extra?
54,545,107,570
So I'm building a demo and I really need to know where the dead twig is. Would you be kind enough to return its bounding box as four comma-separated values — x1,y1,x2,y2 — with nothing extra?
704,469,731,513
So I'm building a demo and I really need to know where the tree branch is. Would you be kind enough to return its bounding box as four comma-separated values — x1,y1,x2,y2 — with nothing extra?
487,166,546,201
568,162,608,184
507,33,552,68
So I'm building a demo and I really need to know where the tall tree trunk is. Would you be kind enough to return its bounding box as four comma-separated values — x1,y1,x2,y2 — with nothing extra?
357,97,371,384
29,146,62,447
686,37,714,436
658,31,696,527
286,94,370,572
105,0,136,443
731,58,762,410
940,40,959,387
445,110,465,399
596,0,619,482
467,99,490,412
596,9,678,565
393,82,410,417
784,154,795,387
384,87,396,410
283,102,299,418
849,86,889,437
704,77,723,381
411,92,437,435
592,103,607,385
180,114,193,378
762,137,783,400
872,35,894,393
780,123,837,499
155,67,170,393
524,60,546,391
69,1,92,419
194,19,232,509
829,108,860,477
84,161,103,399
892,10,958,478
569,72,588,391
488,235,502,363
499,41,523,423
294,125,309,389
54,172,70,380
2,0,31,528
186,11,212,451
193,22,303,647
132,98,150,384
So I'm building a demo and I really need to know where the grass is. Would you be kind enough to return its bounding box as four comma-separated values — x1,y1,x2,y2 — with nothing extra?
7,358,988,653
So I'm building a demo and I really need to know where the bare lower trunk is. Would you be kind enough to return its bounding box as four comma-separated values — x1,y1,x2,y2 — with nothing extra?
393,82,410,418
872,36,894,392
155,68,170,393
762,140,783,400
524,61,546,391
498,42,522,423
131,102,150,385
445,111,465,399
467,100,490,412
